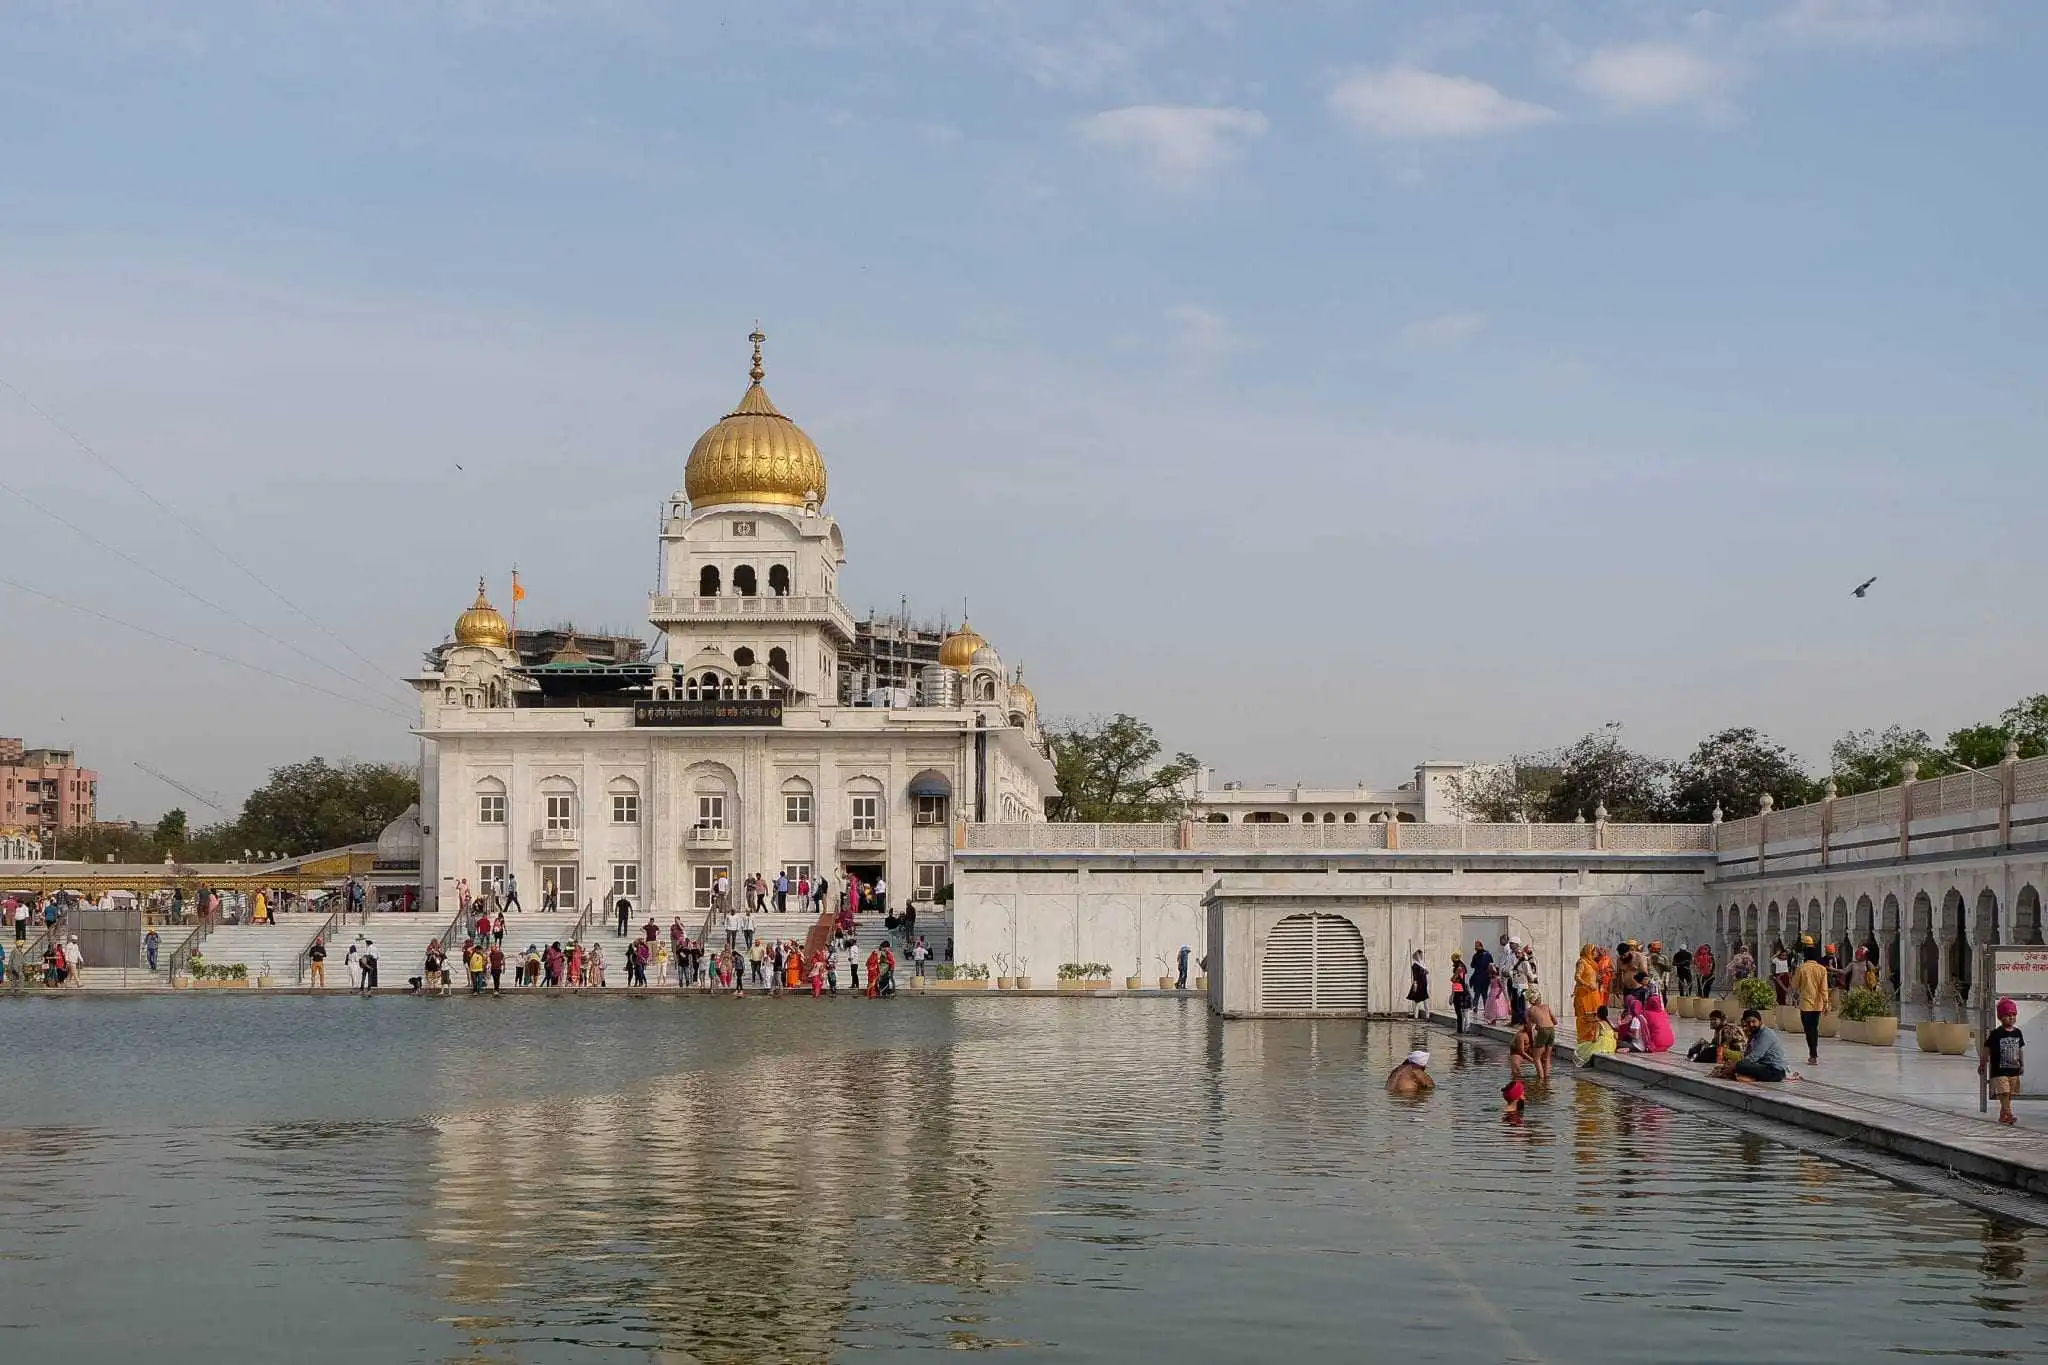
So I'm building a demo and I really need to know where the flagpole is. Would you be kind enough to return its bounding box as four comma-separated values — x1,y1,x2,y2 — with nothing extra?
510,565,520,657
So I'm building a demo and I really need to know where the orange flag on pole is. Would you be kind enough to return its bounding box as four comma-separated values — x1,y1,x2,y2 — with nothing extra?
511,571,526,603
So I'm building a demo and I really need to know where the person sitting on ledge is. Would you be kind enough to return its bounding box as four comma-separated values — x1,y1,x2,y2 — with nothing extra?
1687,1009,1736,1063
1727,1009,1788,1083
1386,1050,1434,1096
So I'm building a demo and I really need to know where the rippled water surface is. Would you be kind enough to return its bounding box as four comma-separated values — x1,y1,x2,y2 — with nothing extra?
2,995,2044,1362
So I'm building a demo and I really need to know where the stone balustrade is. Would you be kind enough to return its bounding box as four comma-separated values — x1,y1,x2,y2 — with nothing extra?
962,820,1715,854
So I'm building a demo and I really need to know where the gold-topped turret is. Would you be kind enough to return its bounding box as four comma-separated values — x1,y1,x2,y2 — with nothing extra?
453,579,512,649
938,621,988,671
684,328,828,510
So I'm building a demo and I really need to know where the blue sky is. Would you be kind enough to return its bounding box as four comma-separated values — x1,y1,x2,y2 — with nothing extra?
2,1,2044,817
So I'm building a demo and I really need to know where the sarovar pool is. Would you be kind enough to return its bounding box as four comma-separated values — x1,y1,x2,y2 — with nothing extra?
2,995,2042,1362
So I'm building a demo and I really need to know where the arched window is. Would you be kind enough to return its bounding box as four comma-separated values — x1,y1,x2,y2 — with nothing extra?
698,565,720,597
734,647,756,668
975,676,996,701
733,564,758,596
1342,812,1358,824
1322,812,1336,824
539,777,577,831
1206,813,1230,823
749,685,764,699
476,777,506,826
1368,812,1389,823
1394,812,1415,823
768,647,789,678
444,688,457,704
768,564,791,596
1300,813,1316,824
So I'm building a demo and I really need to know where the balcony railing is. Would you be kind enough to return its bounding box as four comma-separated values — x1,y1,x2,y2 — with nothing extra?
838,827,887,850
529,827,581,851
648,592,857,641
686,825,734,849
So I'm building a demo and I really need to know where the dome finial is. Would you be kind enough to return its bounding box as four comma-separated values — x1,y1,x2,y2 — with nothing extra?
749,324,766,384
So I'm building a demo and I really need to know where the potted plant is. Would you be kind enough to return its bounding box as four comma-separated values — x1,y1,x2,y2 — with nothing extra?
1775,999,1802,1032
1915,981,1942,1052
1157,952,1175,992
1126,959,1145,991
1013,957,1032,991
1057,962,1112,990
1838,986,1895,1047
1931,984,1972,1055
935,963,990,991
994,953,1015,991
1733,977,1776,1022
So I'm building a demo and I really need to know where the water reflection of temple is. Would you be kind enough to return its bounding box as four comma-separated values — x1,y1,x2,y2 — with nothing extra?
420,1030,1045,1359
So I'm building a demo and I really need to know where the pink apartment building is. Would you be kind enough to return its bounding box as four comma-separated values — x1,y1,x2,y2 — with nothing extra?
0,738,98,847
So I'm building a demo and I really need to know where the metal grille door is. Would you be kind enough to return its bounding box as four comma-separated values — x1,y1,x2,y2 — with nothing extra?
1261,913,1369,1012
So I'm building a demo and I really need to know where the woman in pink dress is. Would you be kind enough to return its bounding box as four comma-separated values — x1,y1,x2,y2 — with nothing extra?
1643,983,1676,1053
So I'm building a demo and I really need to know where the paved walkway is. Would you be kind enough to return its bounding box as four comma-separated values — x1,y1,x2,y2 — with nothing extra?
1441,1011,2048,1205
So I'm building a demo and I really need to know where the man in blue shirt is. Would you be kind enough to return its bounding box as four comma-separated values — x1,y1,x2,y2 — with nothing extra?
1734,1008,1789,1082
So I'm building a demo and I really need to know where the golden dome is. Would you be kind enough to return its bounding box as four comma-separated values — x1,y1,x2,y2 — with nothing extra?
453,579,511,649
684,330,828,510
938,621,987,670
1009,666,1036,714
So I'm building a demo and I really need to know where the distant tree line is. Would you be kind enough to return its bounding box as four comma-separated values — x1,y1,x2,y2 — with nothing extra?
52,758,418,864
1453,694,2048,824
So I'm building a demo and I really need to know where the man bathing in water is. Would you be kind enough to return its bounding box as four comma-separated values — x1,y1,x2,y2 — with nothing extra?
1386,1050,1434,1095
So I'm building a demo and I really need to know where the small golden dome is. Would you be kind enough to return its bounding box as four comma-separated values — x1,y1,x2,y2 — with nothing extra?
684,330,828,510
1009,666,1035,714
454,579,512,649
938,621,987,670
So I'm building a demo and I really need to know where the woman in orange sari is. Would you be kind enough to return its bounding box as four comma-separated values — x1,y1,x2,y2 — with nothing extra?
1573,944,1604,1042
785,941,803,989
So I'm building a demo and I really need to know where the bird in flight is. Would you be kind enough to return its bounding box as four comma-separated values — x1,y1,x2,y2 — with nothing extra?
1852,576,1876,598
454,462,464,472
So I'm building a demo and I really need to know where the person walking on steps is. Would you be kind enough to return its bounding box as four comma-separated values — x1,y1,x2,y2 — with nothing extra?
306,935,325,988
502,873,522,914
1792,942,1830,1066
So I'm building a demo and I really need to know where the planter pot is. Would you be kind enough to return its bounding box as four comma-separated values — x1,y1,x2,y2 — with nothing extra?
1916,1021,1942,1053
1059,978,1109,991
910,976,928,991
1838,1019,1865,1044
1776,1005,1802,1031
1934,1023,1972,1056
1126,976,1145,991
933,978,988,991
257,975,276,989
1015,976,1033,991
1818,1013,1839,1038
996,977,1015,990
1864,1016,1899,1048
1159,976,1174,991
1194,976,1207,991
1679,997,1699,1018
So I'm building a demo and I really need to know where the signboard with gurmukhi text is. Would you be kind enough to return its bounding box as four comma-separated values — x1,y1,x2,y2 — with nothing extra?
633,699,784,727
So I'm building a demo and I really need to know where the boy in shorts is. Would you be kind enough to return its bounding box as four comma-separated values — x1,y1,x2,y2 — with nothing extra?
1981,997,2025,1126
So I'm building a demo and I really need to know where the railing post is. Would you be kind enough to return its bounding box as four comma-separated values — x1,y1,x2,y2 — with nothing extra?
2000,739,2019,849
1757,793,1773,874
1899,759,1918,861
1593,803,1608,852
1820,778,1837,868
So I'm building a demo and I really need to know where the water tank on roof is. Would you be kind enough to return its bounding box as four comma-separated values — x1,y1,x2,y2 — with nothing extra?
865,686,915,709
919,664,960,707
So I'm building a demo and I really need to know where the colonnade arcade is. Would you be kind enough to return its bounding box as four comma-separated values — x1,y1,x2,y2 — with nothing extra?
1714,870,2046,1014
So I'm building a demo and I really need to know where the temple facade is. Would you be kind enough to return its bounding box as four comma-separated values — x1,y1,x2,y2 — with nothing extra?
411,332,1054,918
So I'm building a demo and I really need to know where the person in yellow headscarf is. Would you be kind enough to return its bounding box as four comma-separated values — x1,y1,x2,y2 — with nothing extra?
1573,944,1604,1042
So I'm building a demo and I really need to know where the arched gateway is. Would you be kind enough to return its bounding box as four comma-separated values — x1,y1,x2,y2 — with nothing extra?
1260,913,1369,1012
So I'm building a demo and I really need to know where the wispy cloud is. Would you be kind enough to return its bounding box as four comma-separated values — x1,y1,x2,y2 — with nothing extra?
1164,304,1247,369
1770,0,1983,48
1574,43,1736,114
1402,312,1487,349
1328,68,1557,139
1074,105,1268,186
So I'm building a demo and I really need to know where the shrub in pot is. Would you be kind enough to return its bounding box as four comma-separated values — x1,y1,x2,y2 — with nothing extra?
1841,986,1898,1048
1776,1004,1802,1031
1733,978,1777,1017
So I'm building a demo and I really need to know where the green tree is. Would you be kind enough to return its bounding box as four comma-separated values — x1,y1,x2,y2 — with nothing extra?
1538,724,1673,823
1044,714,1199,822
1999,694,2048,752
1941,695,2048,771
1830,725,1955,794
207,758,419,856
1446,761,1559,823
1668,727,1818,822
152,807,189,850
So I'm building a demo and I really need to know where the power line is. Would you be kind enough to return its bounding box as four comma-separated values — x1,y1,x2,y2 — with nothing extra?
0,573,418,721
0,372,408,696
0,474,410,709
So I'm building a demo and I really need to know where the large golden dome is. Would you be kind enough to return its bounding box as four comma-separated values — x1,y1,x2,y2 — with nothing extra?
453,580,511,649
684,330,828,510
938,622,987,670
